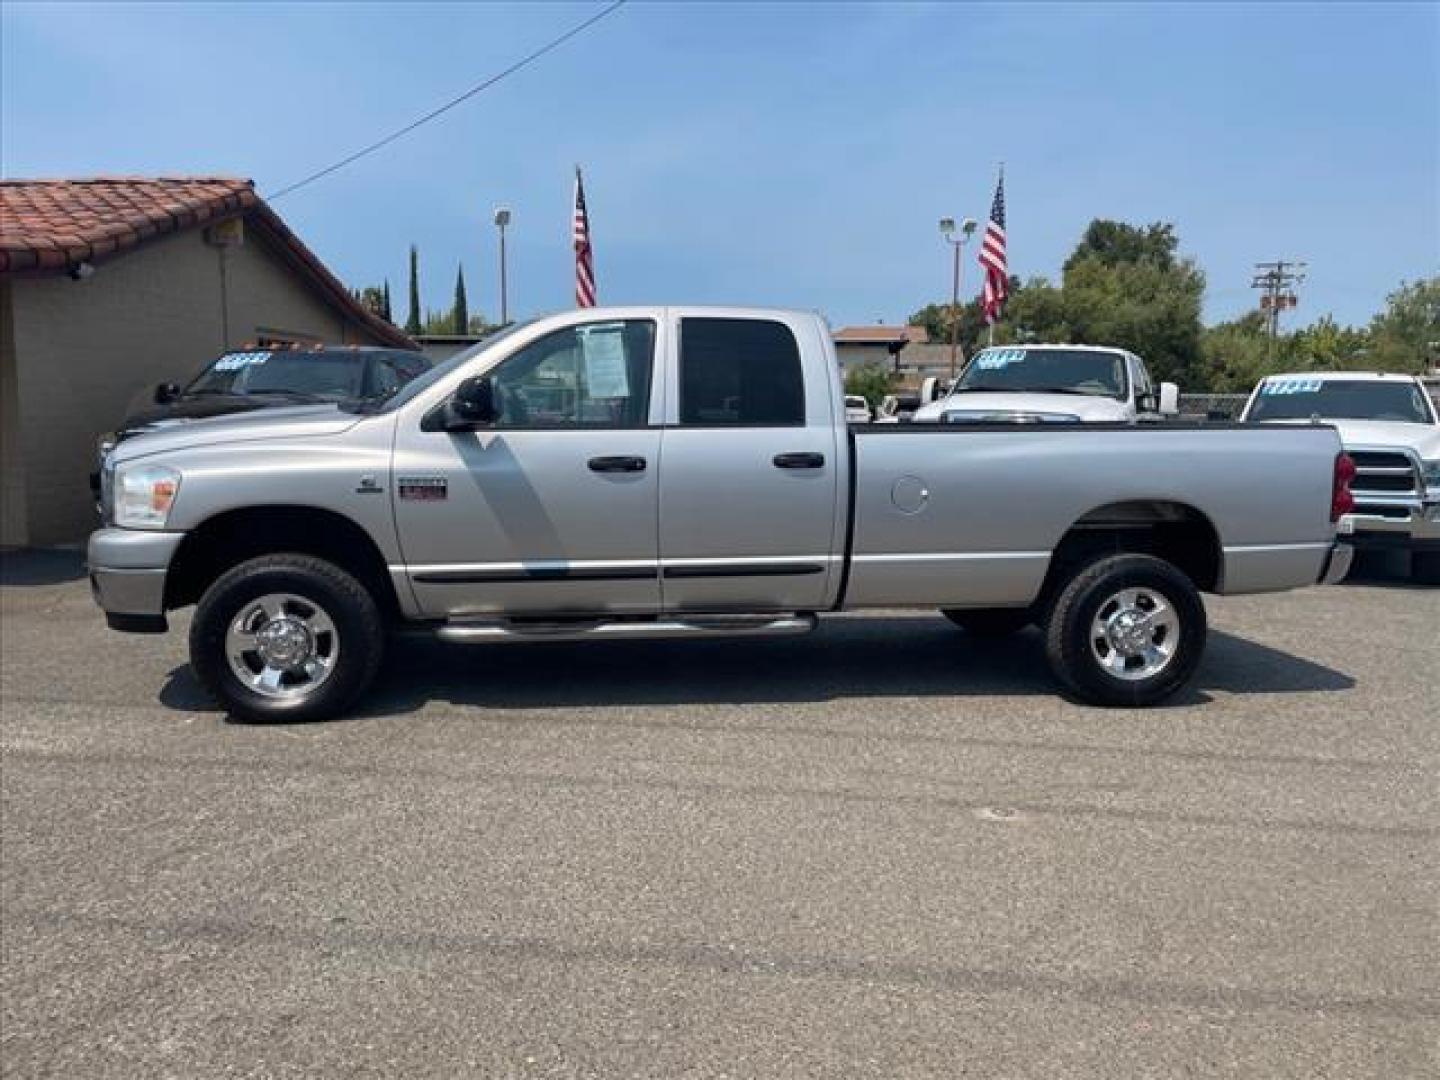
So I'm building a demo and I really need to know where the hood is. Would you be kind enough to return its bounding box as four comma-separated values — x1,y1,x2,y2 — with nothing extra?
110,404,363,465
119,393,275,432
1255,418,1440,458
912,391,1129,423
1327,419,1440,458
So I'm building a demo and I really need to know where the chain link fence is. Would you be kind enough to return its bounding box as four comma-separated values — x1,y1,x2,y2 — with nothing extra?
1178,393,1248,420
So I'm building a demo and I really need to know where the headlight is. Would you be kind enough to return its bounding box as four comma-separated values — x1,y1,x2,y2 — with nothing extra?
113,464,181,529
1422,458,1440,491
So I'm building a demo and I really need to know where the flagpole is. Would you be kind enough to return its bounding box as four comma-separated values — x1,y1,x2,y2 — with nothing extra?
993,161,1001,347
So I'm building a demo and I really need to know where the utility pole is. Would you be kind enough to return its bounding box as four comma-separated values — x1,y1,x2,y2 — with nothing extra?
1250,259,1307,361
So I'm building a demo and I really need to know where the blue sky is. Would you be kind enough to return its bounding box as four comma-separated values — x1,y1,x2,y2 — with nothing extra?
3,2,1436,330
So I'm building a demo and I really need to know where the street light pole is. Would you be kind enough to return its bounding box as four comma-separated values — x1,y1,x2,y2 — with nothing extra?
493,206,512,326
939,217,978,381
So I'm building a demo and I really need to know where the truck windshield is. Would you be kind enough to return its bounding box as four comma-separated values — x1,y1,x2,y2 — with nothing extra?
356,321,534,415
187,350,367,400
1247,379,1436,424
952,348,1127,399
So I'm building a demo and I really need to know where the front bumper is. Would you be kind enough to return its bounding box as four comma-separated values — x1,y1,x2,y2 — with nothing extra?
1340,496,1440,552
87,528,184,633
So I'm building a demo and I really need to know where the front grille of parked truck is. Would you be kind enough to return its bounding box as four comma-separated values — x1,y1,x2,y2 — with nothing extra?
1348,450,1421,496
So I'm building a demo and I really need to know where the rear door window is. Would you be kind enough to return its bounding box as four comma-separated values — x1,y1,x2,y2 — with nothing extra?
679,318,804,426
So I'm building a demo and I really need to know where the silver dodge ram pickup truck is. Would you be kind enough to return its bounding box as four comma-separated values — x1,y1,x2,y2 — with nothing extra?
90,307,1354,721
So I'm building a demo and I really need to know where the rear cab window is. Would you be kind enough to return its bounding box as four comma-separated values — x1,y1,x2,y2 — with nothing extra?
679,318,805,426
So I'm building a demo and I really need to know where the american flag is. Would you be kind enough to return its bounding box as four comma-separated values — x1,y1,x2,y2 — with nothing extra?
573,167,596,308
979,169,1008,325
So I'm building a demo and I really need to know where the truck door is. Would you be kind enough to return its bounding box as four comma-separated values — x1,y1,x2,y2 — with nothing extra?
657,315,844,612
393,317,664,617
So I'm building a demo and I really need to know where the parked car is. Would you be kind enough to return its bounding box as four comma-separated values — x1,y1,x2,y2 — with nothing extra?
844,394,873,423
94,344,429,470
912,344,1178,423
89,307,1352,722
90,344,429,499
1239,371,1439,584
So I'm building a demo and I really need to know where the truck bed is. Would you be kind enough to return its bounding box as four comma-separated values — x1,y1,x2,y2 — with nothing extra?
843,422,1343,607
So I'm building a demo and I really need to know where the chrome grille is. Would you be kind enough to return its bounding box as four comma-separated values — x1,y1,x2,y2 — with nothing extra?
1348,449,1420,497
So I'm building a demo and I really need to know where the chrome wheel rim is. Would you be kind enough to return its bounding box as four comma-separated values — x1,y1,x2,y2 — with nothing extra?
1089,586,1181,682
224,593,339,699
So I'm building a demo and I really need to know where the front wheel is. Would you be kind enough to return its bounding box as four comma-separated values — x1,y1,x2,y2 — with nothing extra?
189,554,385,723
1043,554,1206,707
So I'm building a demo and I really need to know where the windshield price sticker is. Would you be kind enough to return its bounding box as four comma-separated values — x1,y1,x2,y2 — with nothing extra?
214,351,272,372
1261,377,1322,396
975,348,1025,370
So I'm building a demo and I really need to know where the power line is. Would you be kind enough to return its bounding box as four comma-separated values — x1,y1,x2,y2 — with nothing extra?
267,0,628,202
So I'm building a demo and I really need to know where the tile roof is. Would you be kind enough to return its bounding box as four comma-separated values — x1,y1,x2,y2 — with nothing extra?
0,176,414,348
833,325,929,345
0,176,255,273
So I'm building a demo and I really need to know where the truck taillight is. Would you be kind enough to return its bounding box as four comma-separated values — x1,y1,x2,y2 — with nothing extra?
1331,453,1356,522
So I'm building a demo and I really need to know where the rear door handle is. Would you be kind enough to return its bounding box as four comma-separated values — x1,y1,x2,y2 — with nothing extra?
588,455,647,473
773,452,825,469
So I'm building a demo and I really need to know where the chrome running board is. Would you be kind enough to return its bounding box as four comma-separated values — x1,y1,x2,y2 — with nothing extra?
436,613,817,645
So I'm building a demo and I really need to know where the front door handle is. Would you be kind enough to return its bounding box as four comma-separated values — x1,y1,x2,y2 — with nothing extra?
588,455,647,473
773,452,825,469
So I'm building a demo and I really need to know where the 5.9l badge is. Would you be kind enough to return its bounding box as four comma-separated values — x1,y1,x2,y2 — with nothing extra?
398,477,447,501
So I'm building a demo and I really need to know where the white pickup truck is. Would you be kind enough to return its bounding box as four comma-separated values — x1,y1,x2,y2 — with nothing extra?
1240,371,1440,584
913,344,1179,423
89,307,1354,722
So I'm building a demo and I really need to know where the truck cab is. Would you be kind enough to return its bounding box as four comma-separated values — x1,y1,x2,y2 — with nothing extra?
912,344,1179,424
1240,371,1440,583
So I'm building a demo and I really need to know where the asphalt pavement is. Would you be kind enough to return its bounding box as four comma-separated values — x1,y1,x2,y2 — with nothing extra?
2,550,1436,1078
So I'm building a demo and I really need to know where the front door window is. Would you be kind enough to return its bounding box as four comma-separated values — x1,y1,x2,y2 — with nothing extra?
491,321,655,428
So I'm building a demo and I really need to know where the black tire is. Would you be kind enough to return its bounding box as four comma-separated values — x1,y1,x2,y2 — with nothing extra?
942,608,1032,637
189,554,385,723
1412,551,1440,587
1043,554,1206,707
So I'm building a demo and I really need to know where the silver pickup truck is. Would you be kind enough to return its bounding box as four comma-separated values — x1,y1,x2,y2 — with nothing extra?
89,307,1354,721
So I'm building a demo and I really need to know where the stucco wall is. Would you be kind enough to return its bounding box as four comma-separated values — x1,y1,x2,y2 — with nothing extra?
5,221,374,545
1,282,25,547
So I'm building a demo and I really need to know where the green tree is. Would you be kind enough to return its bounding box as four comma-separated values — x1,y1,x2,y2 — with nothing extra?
404,246,422,336
452,264,469,335
358,285,387,319
1064,220,1178,273
844,362,897,410
1003,276,1070,343
1366,277,1440,373
382,279,393,323
1290,315,1370,371
1058,251,1206,386
1198,311,1278,393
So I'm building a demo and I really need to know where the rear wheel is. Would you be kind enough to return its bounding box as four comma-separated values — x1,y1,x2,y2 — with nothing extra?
189,554,385,723
942,608,1032,637
1412,551,1440,587
1044,554,1206,707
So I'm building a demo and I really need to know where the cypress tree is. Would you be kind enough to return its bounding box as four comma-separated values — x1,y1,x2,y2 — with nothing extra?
382,279,393,323
453,264,469,335
404,246,422,335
